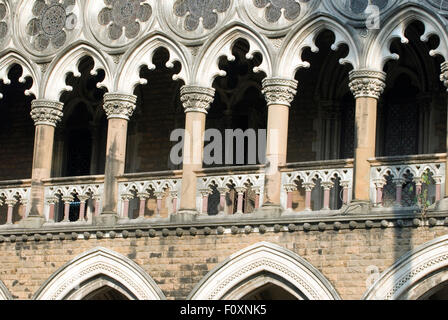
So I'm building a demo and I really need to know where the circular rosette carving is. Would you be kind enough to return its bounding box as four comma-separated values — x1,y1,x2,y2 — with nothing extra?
325,0,397,27
0,1,10,48
160,0,234,40
87,0,154,48
241,0,317,33
19,0,81,56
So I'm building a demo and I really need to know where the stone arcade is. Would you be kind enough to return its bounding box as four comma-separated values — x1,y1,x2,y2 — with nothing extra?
1,0,448,300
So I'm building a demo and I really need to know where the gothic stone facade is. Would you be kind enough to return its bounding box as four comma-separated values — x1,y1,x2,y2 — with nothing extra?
1,0,448,300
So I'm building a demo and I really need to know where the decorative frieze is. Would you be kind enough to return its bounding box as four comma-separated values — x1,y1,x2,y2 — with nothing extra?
180,86,215,114
261,78,298,107
349,70,386,99
30,99,63,127
103,93,137,120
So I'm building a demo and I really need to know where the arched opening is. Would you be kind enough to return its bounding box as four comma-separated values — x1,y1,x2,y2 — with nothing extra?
0,64,35,224
420,280,448,300
83,286,129,300
54,56,107,178
379,21,446,157
188,242,340,300
207,38,267,167
0,64,35,180
126,47,185,173
287,29,354,212
241,283,298,300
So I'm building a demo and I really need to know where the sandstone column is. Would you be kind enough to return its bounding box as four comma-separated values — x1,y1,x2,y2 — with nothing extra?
99,93,136,224
178,86,215,215
348,70,386,206
260,78,297,212
22,100,63,227
440,62,448,200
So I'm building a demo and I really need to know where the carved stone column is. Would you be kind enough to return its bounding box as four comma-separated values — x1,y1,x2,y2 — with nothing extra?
348,70,386,208
440,62,448,201
99,93,136,225
260,78,298,213
178,86,215,215
22,99,63,228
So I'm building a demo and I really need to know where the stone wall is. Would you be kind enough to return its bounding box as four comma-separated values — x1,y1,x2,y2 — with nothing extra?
0,223,446,300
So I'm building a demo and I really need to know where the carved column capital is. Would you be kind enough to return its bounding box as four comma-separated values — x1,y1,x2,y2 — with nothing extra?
262,78,298,107
103,93,137,120
30,99,63,127
180,86,215,114
349,69,386,99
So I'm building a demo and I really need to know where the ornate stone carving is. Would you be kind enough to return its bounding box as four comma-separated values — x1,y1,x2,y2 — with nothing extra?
440,62,448,90
253,0,301,22
0,2,8,42
349,69,386,99
98,0,152,40
30,99,63,127
26,0,77,51
261,78,298,107
173,0,230,31
103,93,137,120
180,86,215,114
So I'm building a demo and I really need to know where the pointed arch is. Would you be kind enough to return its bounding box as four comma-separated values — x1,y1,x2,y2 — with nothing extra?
188,242,340,300
116,32,190,95
364,234,448,300
41,42,113,101
0,50,39,98
278,15,359,80
366,5,448,70
194,24,273,88
0,280,12,300
33,247,165,300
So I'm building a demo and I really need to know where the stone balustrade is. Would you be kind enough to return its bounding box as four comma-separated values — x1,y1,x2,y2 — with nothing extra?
43,176,104,223
197,165,265,215
369,154,446,208
0,180,31,225
281,159,354,212
117,171,182,220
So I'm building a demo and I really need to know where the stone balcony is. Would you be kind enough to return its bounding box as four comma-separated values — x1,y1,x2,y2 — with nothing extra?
0,155,447,236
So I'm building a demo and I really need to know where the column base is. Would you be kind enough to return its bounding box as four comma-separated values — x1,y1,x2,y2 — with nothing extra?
434,198,448,211
341,200,372,215
253,203,283,218
94,212,119,226
170,210,198,223
19,215,45,229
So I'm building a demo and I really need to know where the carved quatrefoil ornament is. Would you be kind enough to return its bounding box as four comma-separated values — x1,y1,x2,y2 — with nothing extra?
173,0,231,31
98,0,152,40
0,2,8,44
26,0,77,52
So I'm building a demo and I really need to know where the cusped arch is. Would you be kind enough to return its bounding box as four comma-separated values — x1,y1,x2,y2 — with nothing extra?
0,50,39,99
278,15,360,80
188,242,340,300
194,24,273,87
116,33,190,94
366,5,448,70
364,234,448,300
33,247,165,300
0,280,12,300
41,43,113,101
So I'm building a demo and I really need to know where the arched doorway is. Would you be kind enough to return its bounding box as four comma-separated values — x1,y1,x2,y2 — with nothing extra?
33,247,165,300
364,234,448,300
188,242,340,300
